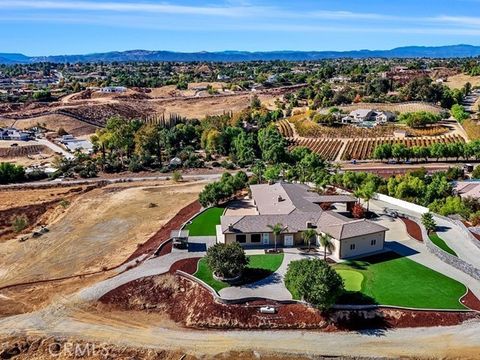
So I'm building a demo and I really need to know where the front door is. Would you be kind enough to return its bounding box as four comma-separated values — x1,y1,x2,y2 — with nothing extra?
262,233,270,245
284,234,294,247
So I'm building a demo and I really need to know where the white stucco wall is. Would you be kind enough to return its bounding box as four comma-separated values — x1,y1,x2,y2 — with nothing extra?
339,232,385,259
215,225,225,244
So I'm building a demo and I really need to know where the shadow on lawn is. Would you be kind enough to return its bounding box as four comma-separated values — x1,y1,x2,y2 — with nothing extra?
232,268,277,288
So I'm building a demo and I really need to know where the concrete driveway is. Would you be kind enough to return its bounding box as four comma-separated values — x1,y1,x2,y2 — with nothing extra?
219,249,319,301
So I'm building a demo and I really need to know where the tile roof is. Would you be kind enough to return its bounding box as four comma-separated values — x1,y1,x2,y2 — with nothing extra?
222,182,387,240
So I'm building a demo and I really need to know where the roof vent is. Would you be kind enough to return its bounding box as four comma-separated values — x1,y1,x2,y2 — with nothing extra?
228,224,234,231
277,195,284,202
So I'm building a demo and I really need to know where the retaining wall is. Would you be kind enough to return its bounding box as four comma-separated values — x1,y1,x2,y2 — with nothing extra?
405,214,480,281
373,193,429,214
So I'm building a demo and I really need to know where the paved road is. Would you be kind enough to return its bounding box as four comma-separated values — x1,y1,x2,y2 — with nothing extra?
35,138,75,159
434,216,480,270
77,250,204,302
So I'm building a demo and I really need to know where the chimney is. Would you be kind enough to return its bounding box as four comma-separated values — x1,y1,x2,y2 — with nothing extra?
228,224,234,231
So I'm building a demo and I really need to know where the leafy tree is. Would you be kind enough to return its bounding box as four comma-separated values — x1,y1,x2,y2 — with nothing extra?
451,104,470,123
318,233,335,261
421,212,436,234
471,166,480,179
284,259,344,310
373,143,392,161
302,229,317,252
357,180,376,212
398,111,441,128
429,196,471,218
0,162,25,184
205,242,249,278
257,126,287,164
232,131,256,167
264,165,282,182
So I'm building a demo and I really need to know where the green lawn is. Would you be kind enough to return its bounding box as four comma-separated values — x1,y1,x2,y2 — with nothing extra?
337,269,364,292
334,252,467,309
185,207,224,236
429,233,458,257
194,254,284,292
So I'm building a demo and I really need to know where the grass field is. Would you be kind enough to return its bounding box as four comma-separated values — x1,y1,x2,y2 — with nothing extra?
334,252,467,309
429,233,458,256
185,207,224,236
194,254,284,292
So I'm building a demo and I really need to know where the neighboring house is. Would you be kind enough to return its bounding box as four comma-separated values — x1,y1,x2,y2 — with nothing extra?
0,127,32,141
58,135,93,153
216,182,387,259
454,181,480,199
342,109,396,126
100,86,127,93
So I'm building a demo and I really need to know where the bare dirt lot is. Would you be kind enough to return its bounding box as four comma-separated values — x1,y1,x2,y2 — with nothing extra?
0,114,98,137
446,74,480,90
0,87,282,127
0,180,205,288
0,141,55,166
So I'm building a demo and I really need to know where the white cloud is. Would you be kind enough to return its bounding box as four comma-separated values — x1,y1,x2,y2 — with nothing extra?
0,0,268,17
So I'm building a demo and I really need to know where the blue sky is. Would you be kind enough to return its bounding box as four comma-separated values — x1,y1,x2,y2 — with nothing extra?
2,0,480,55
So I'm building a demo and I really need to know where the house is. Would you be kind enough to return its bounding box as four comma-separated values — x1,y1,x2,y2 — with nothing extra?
216,182,387,259
342,109,396,126
0,128,32,141
100,86,126,93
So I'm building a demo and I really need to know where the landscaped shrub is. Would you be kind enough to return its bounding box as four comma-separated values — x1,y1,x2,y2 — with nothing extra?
284,258,344,311
205,242,249,278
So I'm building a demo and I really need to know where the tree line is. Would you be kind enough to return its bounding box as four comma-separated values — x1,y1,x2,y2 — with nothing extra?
373,140,480,163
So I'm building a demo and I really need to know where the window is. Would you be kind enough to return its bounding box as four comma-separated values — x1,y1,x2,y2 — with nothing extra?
251,234,261,243
236,234,246,243
350,243,356,250
371,239,377,246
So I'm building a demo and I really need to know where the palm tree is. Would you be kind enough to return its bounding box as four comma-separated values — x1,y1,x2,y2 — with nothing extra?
318,233,335,261
267,223,286,252
302,229,318,252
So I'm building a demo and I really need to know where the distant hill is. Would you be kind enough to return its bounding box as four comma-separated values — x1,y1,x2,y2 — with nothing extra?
2,45,480,64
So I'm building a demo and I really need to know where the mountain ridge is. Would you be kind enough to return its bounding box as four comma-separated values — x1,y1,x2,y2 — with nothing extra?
2,44,480,64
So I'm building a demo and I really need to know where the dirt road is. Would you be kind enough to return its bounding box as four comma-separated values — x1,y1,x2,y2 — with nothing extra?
0,302,479,359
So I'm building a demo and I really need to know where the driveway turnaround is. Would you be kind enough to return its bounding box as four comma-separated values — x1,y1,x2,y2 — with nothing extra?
219,249,318,301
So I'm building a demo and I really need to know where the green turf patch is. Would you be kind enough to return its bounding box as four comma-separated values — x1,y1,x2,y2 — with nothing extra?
334,252,467,310
185,207,224,236
429,233,458,257
337,269,363,292
194,254,284,293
